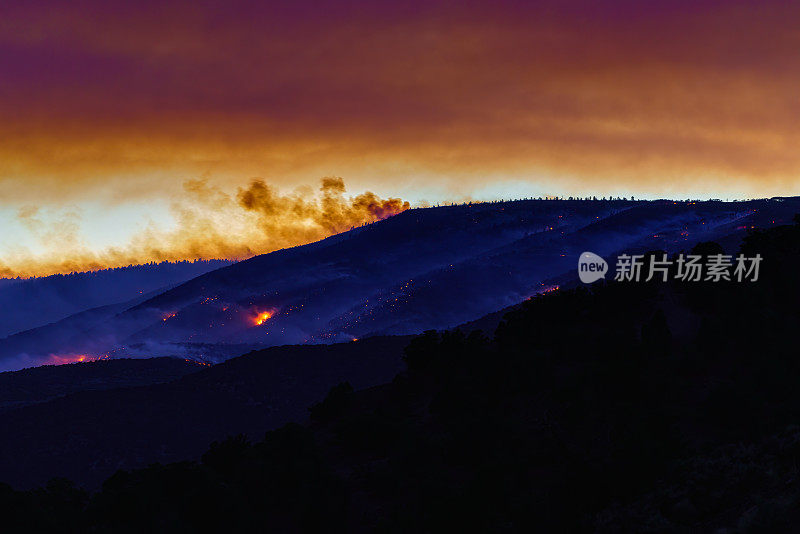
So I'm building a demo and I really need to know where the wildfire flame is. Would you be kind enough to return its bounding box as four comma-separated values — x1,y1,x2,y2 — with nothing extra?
44,353,107,366
251,309,274,326
162,312,177,321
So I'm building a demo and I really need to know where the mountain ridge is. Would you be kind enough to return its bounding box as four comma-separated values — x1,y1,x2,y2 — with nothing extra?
1,198,798,371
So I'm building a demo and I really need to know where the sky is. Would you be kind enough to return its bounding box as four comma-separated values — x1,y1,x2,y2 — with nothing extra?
1,0,799,276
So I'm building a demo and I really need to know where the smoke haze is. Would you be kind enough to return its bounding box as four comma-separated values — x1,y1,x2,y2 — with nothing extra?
1,178,409,277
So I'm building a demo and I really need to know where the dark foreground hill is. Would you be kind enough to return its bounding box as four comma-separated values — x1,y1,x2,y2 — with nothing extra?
0,336,410,489
2,217,800,531
0,358,204,412
4,197,799,370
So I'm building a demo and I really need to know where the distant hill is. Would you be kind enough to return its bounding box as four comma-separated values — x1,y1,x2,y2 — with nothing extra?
0,260,233,338
2,198,799,370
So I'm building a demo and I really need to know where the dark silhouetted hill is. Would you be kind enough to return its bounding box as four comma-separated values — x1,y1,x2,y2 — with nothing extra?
0,336,410,489
0,358,204,412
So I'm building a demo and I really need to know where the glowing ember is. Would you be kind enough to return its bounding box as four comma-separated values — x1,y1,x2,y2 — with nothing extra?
162,312,177,321
44,353,102,366
252,310,274,326
184,358,212,367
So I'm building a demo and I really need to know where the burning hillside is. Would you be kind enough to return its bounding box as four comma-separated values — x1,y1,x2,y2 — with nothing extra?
2,198,799,372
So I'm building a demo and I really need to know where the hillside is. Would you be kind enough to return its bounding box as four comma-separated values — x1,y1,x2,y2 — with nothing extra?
2,198,798,371
2,212,800,531
0,336,410,489
0,358,204,412
0,260,232,339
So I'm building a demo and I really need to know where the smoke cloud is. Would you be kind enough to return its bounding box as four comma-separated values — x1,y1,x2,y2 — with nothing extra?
0,178,410,278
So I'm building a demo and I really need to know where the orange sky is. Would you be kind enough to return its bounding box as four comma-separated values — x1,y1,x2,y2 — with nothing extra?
1,0,799,276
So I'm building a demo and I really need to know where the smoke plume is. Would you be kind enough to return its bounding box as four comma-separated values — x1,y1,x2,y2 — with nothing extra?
0,178,410,278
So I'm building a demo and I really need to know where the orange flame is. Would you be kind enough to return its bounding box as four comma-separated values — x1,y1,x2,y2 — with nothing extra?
251,310,274,326
44,353,102,365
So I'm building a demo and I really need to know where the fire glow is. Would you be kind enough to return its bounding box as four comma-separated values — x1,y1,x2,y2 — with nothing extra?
44,353,106,366
251,309,275,326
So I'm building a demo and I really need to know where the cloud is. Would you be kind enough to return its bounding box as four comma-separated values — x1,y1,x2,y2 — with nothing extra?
0,2,799,220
